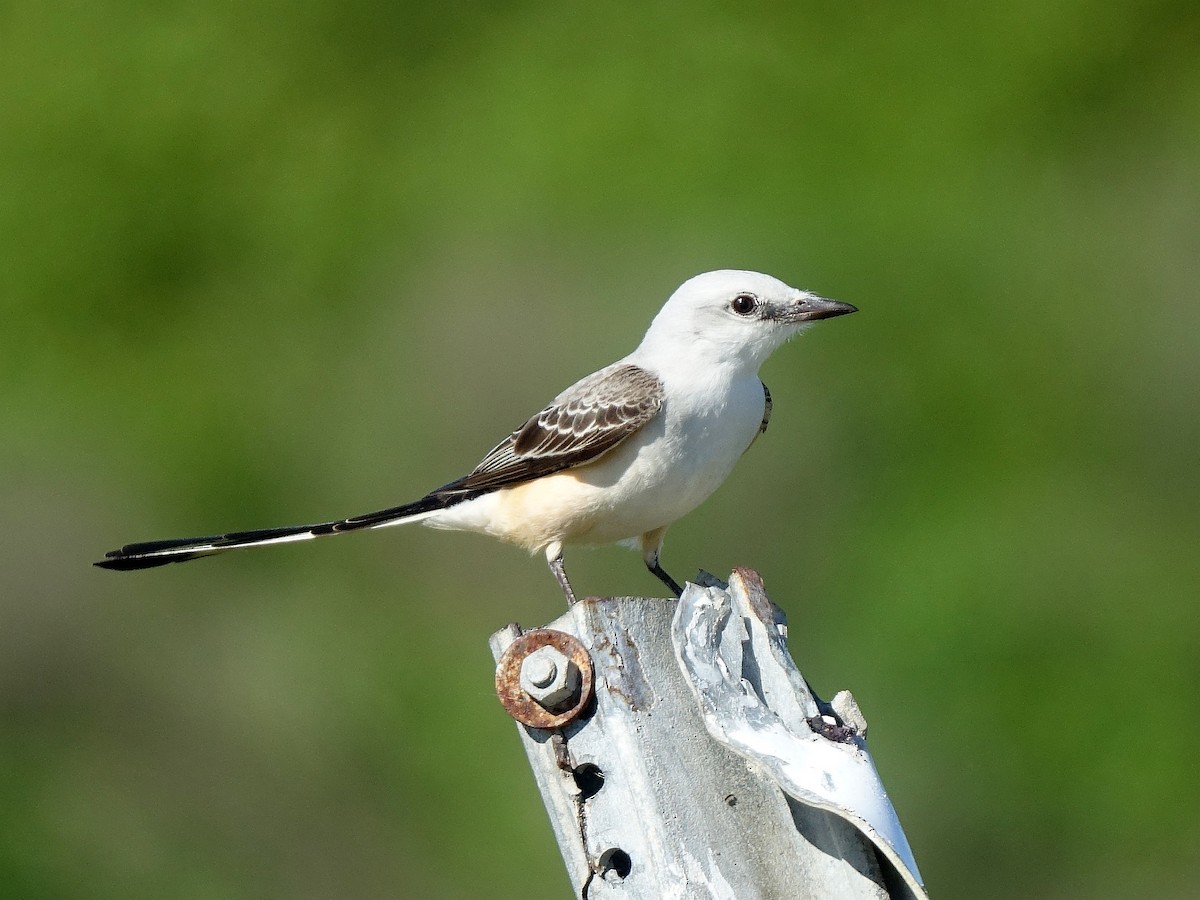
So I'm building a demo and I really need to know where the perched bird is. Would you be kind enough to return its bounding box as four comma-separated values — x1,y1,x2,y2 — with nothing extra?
96,270,856,604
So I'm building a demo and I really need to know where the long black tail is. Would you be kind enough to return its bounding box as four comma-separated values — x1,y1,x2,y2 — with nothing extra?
95,483,481,571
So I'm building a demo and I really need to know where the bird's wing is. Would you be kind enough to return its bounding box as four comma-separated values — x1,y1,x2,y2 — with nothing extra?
438,363,664,495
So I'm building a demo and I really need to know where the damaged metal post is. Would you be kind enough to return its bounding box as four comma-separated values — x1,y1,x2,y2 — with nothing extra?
489,568,928,899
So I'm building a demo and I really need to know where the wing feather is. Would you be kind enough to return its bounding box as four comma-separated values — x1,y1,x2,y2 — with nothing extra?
438,364,663,496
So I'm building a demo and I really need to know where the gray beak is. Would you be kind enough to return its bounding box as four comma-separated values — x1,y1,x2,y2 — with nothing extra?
779,294,858,323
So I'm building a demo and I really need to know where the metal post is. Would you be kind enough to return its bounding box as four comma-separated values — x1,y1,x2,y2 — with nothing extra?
490,568,928,900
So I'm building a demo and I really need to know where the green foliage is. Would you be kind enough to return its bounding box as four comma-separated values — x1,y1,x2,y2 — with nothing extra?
3,2,1198,897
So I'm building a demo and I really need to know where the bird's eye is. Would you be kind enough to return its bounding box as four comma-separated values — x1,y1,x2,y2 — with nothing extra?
731,293,758,316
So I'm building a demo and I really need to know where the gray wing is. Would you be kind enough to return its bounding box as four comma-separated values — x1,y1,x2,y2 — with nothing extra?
442,364,664,495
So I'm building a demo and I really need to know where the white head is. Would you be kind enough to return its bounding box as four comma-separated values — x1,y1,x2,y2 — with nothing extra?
636,270,856,371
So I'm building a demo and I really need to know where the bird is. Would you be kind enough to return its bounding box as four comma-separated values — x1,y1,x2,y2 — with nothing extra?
95,270,856,604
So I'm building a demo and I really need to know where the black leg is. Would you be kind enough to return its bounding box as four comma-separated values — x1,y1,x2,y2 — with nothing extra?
547,553,578,606
646,559,683,597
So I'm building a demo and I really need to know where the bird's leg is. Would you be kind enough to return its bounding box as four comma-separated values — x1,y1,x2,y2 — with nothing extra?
640,528,683,597
647,559,683,597
545,546,578,606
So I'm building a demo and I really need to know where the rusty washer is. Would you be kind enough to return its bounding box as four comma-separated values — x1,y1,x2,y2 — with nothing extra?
495,629,594,729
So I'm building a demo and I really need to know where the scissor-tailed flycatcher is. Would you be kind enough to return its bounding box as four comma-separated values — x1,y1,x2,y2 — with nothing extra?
96,270,856,604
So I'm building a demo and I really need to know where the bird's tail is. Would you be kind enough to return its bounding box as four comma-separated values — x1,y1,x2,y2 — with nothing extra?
95,484,479,571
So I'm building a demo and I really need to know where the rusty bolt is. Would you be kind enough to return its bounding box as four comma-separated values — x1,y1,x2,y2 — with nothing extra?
520,645,580,710
523,650,559,689
830,689,868,737
496,629,594,729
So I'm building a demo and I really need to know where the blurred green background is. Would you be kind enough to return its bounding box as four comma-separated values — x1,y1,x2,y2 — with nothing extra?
3,1,1198,897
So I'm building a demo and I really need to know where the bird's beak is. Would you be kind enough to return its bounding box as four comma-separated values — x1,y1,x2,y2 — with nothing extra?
783,293,858,323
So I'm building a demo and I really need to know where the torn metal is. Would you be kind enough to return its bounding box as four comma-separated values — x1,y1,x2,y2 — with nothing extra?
673,568,927,898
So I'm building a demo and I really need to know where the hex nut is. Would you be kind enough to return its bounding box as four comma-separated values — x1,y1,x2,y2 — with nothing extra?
520,645,581,710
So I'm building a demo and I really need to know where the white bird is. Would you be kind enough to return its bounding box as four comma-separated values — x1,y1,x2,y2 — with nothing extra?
96,270,856,604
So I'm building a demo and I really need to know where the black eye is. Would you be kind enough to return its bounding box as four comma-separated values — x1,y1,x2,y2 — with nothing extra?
731,293,758,316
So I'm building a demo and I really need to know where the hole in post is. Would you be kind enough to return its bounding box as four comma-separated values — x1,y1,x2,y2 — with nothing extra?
572,763,604,800
598,848,632,881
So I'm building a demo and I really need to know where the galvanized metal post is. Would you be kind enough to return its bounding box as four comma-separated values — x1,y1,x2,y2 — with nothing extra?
490,568,928,899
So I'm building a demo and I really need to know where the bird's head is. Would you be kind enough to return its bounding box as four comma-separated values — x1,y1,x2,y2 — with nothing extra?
638,270,857,371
